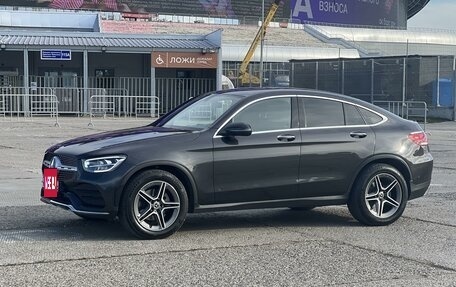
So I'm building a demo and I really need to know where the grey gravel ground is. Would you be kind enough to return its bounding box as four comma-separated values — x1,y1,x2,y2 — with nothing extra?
0,117,455,286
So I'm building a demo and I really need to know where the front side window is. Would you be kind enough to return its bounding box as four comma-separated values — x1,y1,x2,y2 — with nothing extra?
232,98,291,132
162,93,243,130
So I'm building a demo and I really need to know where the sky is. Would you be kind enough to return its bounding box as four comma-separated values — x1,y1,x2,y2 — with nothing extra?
408,0,456,30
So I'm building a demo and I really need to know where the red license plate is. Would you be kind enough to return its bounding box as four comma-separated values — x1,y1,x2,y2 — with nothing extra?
43,168,59,198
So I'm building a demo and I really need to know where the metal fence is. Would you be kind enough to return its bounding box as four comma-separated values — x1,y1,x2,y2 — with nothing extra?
0,76,215,118
373,100,428,130
88,94,159,126
290,55,455,120
0,93,60,126
156,78,215,114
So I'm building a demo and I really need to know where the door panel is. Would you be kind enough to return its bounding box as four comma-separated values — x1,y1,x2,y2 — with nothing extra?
213,131,300,203
297,97,375,197
298,126,374,197
213,96,300,204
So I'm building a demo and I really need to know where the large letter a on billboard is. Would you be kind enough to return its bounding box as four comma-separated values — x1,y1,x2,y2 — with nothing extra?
293,0,313,19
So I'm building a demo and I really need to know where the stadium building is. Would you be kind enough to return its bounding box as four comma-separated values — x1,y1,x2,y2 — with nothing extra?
0,0,454,120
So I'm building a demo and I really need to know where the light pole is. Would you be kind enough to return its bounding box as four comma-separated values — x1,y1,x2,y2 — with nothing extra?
259,0,265,87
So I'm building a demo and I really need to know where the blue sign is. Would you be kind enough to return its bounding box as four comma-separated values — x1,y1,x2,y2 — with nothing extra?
291,0,407,29
41,49,72,61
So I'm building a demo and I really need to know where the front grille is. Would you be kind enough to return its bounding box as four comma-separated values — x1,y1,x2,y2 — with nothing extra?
58,184,105,209
42,153,78,171
58,170,75,181
75,190,105,208
69,184,105,208
58,154,78,167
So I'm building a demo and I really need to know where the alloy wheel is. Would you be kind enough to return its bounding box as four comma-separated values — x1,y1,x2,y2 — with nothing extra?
133,180,181,232
364,173,403,219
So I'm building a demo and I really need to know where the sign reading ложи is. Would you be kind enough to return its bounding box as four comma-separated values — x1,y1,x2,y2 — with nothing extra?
152,52,218,69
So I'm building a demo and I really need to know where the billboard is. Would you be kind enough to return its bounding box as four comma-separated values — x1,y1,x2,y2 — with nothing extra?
2,0,407,28
1,0,290,19
291,0,407,29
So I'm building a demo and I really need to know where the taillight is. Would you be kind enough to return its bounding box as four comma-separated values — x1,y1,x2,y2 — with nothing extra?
408,131,428,146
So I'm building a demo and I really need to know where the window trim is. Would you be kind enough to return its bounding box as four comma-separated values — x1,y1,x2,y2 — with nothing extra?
213,94,388,138
213,95,296,139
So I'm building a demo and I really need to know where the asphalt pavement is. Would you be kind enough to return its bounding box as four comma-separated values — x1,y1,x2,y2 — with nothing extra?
0,116,455,286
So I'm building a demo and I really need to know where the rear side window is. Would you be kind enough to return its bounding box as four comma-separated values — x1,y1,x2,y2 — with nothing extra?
359,108,383,125
344,104,366,126
302,98,344,127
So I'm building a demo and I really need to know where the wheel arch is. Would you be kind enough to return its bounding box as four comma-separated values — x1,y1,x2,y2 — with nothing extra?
116,161,198,214
348,155,412,198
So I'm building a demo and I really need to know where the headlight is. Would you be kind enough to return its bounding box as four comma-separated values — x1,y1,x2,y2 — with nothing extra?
82,156,126,173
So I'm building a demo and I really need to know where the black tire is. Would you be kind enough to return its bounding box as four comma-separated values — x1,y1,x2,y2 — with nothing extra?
348,163,408,226
288,206,315,211
120,169,188,239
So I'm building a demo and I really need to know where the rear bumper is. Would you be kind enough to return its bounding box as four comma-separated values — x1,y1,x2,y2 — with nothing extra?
409,179,431,200
409,158,433,200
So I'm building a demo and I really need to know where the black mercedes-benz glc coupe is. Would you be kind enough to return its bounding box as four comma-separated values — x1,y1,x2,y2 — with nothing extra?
41,88,433,239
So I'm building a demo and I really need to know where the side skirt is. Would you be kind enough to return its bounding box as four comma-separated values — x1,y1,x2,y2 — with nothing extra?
193,195,347,213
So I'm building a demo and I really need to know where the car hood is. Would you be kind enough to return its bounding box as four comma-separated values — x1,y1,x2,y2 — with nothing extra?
47,126,191,154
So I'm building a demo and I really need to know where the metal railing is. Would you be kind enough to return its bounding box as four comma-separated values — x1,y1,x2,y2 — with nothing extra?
0,93,60,126
1,77,214,116
50,87,81,115
304,25,382,56
0,94,4,117
373,100,428,130
88,95,159,126
156,78,215,114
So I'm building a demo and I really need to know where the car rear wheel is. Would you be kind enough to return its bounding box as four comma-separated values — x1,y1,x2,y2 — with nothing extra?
348,163,408,226
120,170,188,239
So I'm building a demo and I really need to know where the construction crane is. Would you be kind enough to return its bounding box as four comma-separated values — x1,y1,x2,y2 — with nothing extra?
238,0,282,86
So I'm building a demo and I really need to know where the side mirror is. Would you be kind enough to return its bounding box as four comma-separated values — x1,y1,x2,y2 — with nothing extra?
219,122,252,137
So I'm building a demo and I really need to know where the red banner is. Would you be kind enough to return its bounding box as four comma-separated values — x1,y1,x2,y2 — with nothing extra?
43,168,59,198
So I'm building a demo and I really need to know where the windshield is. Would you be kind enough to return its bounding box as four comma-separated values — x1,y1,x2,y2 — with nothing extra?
162,93,243,130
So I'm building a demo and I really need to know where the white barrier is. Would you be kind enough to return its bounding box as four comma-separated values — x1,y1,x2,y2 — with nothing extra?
0,93,60,126
88,95,159,127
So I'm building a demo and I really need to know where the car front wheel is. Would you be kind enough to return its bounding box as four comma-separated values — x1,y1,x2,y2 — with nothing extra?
348,164,408,226
120,170,188,239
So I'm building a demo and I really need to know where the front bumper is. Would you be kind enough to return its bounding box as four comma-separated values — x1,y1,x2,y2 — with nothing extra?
41,197,111,218
41,152,129,218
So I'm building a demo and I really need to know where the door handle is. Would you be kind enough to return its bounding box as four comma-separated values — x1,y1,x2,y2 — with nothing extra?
277,134,296,142
350,132,367,139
